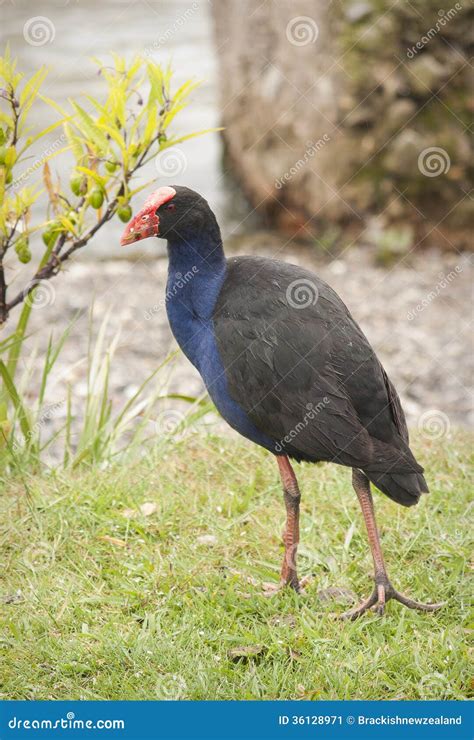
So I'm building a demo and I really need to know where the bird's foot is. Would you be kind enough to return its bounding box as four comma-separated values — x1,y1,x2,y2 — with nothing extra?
281,572,301,593
263,576,300,596
279,552,301,593
339,579,445,620
262,574,313,597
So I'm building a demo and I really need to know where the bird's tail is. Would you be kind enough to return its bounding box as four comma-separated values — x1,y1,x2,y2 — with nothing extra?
364,469,429,507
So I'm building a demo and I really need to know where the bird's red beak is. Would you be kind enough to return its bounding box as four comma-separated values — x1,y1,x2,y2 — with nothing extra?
120,186,176,246
120,207,160,246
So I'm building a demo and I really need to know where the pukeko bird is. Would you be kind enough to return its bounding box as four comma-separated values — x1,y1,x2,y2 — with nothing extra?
121,185,443,619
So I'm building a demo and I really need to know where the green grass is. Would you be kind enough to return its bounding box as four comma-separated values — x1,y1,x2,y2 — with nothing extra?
0,431,472,700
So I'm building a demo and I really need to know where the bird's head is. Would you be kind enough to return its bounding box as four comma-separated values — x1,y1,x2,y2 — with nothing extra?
120,185,214,246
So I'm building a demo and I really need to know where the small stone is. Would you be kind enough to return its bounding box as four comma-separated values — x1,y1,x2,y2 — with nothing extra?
228,645,265,662
329,260,347,276
345,2,372,23
345,105,374,128
387,99,417,129
196,534,217,546
139,502,157,517
317,587,356,604
407,55,446,94
383,129,424,175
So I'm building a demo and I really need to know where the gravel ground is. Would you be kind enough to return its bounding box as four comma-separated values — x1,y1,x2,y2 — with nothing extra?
16,234,473,448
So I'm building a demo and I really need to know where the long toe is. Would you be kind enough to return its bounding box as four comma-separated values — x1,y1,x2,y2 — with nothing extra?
338,588,378,620
393,590,446,612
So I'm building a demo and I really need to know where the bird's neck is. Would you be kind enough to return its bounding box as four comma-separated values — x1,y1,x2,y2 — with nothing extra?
165,231,226,369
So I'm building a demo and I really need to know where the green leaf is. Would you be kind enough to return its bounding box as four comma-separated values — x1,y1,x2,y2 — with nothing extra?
19,67,48,116
76,165,107,189
143,105,158,147
63,122,84,162
71,103,109,153
17,117,70,158
0,359,32,443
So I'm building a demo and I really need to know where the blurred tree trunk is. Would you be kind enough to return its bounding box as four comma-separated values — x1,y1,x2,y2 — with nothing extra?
212,0,472,249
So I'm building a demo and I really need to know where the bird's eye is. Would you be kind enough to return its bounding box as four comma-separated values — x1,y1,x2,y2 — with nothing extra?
141,214,149,221
165,203,176,212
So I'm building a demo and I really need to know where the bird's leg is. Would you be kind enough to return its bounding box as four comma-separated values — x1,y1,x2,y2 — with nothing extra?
277,455,301,592
340,469,444,619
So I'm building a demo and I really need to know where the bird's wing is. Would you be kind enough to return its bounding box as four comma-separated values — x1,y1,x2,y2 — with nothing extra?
213,256,414,470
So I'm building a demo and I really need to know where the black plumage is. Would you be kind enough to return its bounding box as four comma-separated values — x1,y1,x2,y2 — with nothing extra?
214,256,428,507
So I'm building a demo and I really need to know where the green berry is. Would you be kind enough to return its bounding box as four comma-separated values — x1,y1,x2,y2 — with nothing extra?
117,205,132,223
15,237,31,264
70,174,83,196
42,223,60,248
88,188,104,209
105,161,118,173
